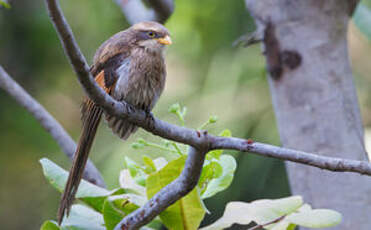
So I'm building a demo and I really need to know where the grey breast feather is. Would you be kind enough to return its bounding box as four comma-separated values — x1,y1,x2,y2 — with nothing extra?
105,58,138,140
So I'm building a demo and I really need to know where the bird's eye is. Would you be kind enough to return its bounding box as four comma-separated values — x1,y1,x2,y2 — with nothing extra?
147,31,155,38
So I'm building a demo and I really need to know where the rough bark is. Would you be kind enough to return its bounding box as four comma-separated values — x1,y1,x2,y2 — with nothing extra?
245,0,371,229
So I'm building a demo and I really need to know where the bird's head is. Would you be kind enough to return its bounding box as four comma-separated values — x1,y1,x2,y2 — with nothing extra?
130,21,172,54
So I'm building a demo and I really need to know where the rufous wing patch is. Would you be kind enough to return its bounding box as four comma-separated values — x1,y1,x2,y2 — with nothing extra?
81,70,114,124
95,70,111,93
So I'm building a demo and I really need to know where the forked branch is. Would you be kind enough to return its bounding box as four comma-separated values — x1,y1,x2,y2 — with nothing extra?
43,0,371,228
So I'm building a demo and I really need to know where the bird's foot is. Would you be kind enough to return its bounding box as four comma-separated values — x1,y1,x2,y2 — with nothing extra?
125,102,136,115
144,109,155,127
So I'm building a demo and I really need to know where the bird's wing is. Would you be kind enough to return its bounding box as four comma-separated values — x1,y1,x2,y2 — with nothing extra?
80,70,113,124
90,30,132,76
82,51,130,120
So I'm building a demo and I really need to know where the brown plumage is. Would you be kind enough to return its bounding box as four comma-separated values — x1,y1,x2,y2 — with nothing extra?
57,21,171,225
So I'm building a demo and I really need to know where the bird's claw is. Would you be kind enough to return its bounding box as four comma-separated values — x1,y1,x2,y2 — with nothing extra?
145,109,155,124
125,102,135,114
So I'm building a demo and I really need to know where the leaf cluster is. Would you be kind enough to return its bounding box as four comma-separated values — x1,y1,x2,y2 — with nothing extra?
40,104,341,230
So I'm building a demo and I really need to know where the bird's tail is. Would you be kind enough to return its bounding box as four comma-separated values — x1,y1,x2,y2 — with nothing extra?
57,103,103,225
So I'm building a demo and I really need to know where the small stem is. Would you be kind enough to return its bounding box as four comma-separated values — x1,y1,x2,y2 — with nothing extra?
171,142,184,155
176,111,185,126
248,215,286,230
199,121,210,130
145,142,179,154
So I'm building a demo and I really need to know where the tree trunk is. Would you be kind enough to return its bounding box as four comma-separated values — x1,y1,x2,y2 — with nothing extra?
245,1,371,229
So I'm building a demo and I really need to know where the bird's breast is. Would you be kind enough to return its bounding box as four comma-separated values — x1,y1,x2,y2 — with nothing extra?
112,51,166,110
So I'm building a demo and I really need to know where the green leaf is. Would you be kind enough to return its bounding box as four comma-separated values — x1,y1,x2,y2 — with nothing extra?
199,115,219,130
286,224,296,230
267,221,290,230
119,169,146,196
102,193,160,230
40,158,110,197
40,221,60,230
201,196,342,230
353,3,371,40
124,157,147,186
146,156,205,230
247,196,303,223
219,129,232,137
168,103,181,113
103,194,144,230
286,209,342,228
209,115,218,124
200,161,223,183
199,161,223,195
265,221,296,230
200,196,303,230
153,157,168,170
54,204,105,230
125,157,141,177
168,103,186,125
131,138,151,150
131,142,145,149
201,155,236,199
0,0,11,9
39,158,112,212
143,155,157,174
207,149,223,160
103,199,124,230
143,219,163,230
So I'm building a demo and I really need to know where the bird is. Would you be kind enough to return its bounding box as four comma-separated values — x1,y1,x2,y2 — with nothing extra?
57,21,172,225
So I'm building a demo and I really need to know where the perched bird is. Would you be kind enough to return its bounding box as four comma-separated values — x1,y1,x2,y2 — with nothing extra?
57,21,172,224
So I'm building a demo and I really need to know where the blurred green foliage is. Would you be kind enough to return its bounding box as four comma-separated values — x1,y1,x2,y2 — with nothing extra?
354,0,371,40
2,0,371,229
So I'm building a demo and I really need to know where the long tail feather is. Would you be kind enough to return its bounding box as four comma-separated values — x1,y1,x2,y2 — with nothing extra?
57,103,103,225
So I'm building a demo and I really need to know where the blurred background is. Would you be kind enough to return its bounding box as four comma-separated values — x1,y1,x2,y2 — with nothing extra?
1,0,370,229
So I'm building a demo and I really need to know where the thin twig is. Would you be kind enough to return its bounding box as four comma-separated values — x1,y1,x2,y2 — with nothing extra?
210,137,371,175
248,215,286,230
143,141,179,154
0,65,105,187
171,142,184,155
44,0,371,228
233,30,262,47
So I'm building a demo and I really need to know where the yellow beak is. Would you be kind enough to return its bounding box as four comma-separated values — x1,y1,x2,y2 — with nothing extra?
156,35,172,45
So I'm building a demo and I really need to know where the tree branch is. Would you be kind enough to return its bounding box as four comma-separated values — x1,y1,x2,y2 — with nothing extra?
115,146,207,230
44,0,371,228
44,0,371,176
146,0,174,23
114,0,174,24
0,65,105,187
210,137,371,175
